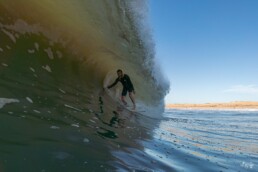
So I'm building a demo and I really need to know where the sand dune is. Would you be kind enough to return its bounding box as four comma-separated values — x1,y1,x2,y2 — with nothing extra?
166,101,258,109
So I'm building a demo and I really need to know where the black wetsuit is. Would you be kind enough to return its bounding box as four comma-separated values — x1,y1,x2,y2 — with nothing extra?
107,74,134,96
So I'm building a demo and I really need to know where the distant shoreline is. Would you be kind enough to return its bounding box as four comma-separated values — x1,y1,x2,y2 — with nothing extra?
166,101,258,110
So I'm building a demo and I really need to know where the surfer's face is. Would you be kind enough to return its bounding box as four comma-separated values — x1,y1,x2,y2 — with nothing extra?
117,71,123,78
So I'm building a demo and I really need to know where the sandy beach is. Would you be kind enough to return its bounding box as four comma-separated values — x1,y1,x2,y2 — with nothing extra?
166,101,258,110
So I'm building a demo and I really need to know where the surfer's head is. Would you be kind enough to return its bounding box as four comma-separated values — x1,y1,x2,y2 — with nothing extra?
117,69,123,78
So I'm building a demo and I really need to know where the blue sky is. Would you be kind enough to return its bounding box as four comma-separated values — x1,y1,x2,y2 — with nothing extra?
150,0,258,104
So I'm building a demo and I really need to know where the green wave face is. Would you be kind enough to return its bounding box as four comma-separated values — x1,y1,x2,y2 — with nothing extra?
0,1,168,171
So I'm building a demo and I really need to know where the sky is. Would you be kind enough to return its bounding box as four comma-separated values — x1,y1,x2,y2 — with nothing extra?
149,0,258,104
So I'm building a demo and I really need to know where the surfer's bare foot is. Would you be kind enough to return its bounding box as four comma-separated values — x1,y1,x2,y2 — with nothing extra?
132,105,136,111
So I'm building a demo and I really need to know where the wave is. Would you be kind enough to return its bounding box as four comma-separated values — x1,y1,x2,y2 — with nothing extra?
0,0,169,116
0,1,171,170
0,1,172,171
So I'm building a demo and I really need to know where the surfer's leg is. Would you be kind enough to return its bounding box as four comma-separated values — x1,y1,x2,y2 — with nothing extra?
121,96,127,106
129,92,136,110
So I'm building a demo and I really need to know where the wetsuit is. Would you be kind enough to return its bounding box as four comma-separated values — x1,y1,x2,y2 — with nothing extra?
107,74,134,96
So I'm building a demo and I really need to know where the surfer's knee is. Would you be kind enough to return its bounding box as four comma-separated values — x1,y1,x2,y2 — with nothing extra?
129,92,134,97
121,96,126,101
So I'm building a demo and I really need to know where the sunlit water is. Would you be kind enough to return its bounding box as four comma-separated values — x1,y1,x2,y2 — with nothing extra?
146,109,258,172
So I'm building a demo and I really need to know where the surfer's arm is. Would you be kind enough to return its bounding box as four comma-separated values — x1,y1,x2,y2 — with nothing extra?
107,78,119,89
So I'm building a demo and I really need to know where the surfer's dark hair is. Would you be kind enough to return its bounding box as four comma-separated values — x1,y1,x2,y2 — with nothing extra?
117,69,123,73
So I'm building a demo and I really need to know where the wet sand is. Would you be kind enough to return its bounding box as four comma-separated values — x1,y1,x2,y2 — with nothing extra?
166,101,258,110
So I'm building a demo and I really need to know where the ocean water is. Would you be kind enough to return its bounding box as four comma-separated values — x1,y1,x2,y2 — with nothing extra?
152,109,258,172
1,103,258,172
1,1,257,172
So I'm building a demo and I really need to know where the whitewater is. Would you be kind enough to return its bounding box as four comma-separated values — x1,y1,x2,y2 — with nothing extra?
1,1,258,172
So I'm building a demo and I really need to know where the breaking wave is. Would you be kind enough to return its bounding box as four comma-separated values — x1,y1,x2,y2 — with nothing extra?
0,1,170,171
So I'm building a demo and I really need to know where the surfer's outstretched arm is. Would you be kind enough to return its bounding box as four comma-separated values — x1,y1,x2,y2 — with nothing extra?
107,78,119,89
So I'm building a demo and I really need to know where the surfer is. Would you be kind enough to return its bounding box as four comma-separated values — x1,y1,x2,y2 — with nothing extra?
107,69,136,110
